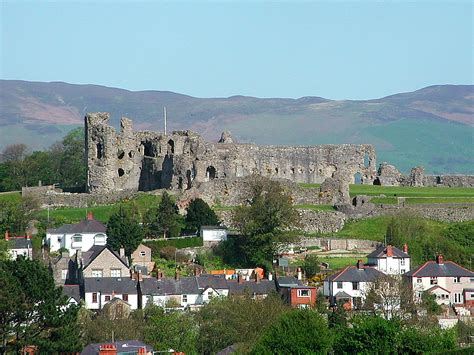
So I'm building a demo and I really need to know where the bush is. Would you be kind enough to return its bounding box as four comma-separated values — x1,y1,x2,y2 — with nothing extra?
144,237,203,256
159,246,177,261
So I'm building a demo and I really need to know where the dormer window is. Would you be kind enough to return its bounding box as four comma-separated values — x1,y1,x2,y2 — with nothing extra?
400,258,405,266
94,233,106,245
430,277,438,285
71,234,82,248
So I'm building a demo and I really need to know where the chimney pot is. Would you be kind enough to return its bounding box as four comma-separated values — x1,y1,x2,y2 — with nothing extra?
238,274,244,284
5,230,9,241
386,245,393,257
119,247,125,258
436,254,444,265
297,267,302,281
175,269,180,280
87,211,94,220
268,272,273,281
403,243,408,253
357,259,364,269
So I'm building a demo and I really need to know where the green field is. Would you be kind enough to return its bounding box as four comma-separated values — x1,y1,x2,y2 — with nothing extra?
319,256,368,270
0,191,21,203
36,194,162,223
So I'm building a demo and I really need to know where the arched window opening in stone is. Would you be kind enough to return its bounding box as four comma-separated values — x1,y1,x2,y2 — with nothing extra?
118,168,125,177
128,151,134,159
436,176,442,184
178,177,183,190
96,143,104,159
117,150,125,159
364,153,370,168
186,170,192,189
373,177,381,185
167,139,175,155
206,166,217,180
353,172,362,184
275,167,279,174
142,141,155,157
290,167,295,174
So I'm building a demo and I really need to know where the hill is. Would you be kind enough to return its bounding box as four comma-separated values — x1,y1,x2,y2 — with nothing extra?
1,80,472,174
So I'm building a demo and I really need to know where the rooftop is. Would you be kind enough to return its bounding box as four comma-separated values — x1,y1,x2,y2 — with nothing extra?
367,245,409,259
327,266,385,282
405,260,474,278
84,277,137,294
47,213,106,234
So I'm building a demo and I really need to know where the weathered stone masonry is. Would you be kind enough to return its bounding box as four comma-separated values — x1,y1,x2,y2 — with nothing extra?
85,113,377,193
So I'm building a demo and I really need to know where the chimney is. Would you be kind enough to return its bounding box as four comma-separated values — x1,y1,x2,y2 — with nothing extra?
255,272,261,284
138,270,143,282
436,254,444,265
357,259,364,269
175,269,180,280
268,272,273,281
297,267,302,281
4,230,9,241
238,274,244,284
403,243,408,254
119,248,125,258
99,343,117,355
87,211,94,220
156,269,163,280
386,245,393,257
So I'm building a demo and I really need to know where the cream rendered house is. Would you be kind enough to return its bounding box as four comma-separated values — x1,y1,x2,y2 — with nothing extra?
367,244,410,275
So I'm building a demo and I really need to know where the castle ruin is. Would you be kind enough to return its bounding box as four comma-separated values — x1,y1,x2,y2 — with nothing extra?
85,113,377,193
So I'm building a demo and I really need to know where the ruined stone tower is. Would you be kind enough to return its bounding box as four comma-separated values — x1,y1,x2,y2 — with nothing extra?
85,112,377,193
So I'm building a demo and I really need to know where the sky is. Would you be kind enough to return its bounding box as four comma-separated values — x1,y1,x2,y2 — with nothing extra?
1,1,472,100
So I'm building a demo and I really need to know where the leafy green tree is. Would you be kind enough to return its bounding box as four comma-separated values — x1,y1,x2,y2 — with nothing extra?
328,300,348,329
143,305,197,353
397,326,457,354
302,254,320,278
0,195,39,236
0,258,81,353
185,198,219,232
106,207,144,257
58,128,86,191
421,292,443,316
196,294,288,354
230,177,300,268
252,309,333,354
144,192,182,239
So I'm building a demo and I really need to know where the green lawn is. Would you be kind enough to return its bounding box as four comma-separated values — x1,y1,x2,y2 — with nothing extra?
0,191,21,203
348,185,474,197
371,196,474,205
318,256,367,270
36,194,162,223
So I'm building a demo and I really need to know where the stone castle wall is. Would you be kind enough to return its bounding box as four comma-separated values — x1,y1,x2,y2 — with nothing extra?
85,112,377,194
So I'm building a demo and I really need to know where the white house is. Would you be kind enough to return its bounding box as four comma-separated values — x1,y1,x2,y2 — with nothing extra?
405,255,474,306
200,226,227,244
367,244,410,275
45,212,107,256
84,277,138,310
323,260,385,309
5,231,33,260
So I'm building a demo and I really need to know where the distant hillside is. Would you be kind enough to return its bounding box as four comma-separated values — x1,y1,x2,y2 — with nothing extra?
1,80,473,174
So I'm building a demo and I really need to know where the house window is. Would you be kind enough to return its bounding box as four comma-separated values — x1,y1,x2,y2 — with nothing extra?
61,269,68,280
105,295,111,302
92,293,98,303
352,282,359,290
400,270,406,274
298,304,310,309
92,269,103,278
297,289,311,297
417,278,422,284
57,236,62,243
453,277,461,283
139,251,146,257
337,282,343,289
111,269,121,277
430,277,438,285
94,233,106,245
123,294,128,302
182,294,188,303
208,291,213,299
454,293,462,303
71,234,83,248
400,258,405,266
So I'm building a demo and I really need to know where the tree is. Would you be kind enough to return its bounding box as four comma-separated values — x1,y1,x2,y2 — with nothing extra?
0,258,81,353
58,128,86,191
0,144,29,163
230,177,300,268
302,254,320,279
106,207,144,257
0,195,40,236
252,309,333,354
143,305,197,353
196,294,288,354
185,198,219,232
144,192,182,239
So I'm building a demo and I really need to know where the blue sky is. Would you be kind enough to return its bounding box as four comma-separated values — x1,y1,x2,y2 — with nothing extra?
1,1,472,99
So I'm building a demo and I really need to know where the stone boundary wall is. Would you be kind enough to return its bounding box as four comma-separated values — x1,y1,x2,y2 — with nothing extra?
35,190,142,208
422,175,474,188
300,237,382,251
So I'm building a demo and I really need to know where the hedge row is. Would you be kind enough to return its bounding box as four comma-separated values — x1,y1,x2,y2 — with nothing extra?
143,237,203,254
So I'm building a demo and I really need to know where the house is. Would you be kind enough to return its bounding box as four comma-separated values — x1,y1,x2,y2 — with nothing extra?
62,284,82,306
200,226,227,246
45,212,107,256
5,231,33,260
367,244,410,275
102,297,132,320
227,274,277,300
323,260,386,308
80,245,130,279
81,340,153,355
131,243,155,276
277,276,317,309
50,251,79,286
405,255,474,306
84,277,138,310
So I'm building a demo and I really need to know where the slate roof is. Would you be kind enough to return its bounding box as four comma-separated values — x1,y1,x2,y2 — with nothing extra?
367,245,409,259
426,285,450,294
140,277,200,296
276,276,304,287
62,284,81,303
196,274,229,290
326,266,385,282
84,277,137,294
47,219,106,234
227,279,277,295
404,261,474,278
81,340,153,355
10,237,32,249
82,245,128,269
335,291,351,298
